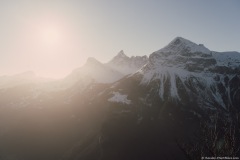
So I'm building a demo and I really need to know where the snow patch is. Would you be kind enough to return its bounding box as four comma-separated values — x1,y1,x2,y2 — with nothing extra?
212,51,240,68
108,92,131,105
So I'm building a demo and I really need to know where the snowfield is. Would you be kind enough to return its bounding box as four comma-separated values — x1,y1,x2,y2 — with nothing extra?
108,92,131,105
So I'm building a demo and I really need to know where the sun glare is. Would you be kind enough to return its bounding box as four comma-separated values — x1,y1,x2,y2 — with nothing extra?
40,26,61,46
20,13,81,78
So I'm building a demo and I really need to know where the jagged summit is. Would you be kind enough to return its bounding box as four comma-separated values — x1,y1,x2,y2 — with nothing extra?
116,50,127,58
107,50,148,75
157,37,211,55
108,50,129,64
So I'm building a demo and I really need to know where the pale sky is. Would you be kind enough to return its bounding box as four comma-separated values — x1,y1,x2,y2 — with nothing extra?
0,0,239,78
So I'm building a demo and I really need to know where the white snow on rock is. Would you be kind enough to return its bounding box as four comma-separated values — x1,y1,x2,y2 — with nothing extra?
212,51,240,68
157,37,211,55
138,61,231,109
108,92,131,104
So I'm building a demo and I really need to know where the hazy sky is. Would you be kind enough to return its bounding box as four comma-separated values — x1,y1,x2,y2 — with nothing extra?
0,0,239,78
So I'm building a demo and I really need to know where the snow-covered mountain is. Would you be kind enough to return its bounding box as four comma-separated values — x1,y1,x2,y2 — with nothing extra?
106,50,148,75
104,37,240,114
62,51,148,89
70,37,239,159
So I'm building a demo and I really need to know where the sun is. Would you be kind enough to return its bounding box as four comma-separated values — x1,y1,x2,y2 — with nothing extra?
40,26,61,46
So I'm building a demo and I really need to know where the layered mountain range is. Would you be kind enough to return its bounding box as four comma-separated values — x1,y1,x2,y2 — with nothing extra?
0,37,239,160
62,50,148,88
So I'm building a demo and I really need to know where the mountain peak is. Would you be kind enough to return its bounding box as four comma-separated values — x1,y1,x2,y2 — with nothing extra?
145,37,216,71
107,50,148,75
157,37,211,55
171,36,186,43
107,50,129,64
116,50,128,58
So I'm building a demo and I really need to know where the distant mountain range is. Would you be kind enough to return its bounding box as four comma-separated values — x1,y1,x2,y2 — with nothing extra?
63,50,148,88
0,37,239,160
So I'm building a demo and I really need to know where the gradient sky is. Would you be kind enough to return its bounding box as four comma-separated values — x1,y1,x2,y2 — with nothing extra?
0,0,239,78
